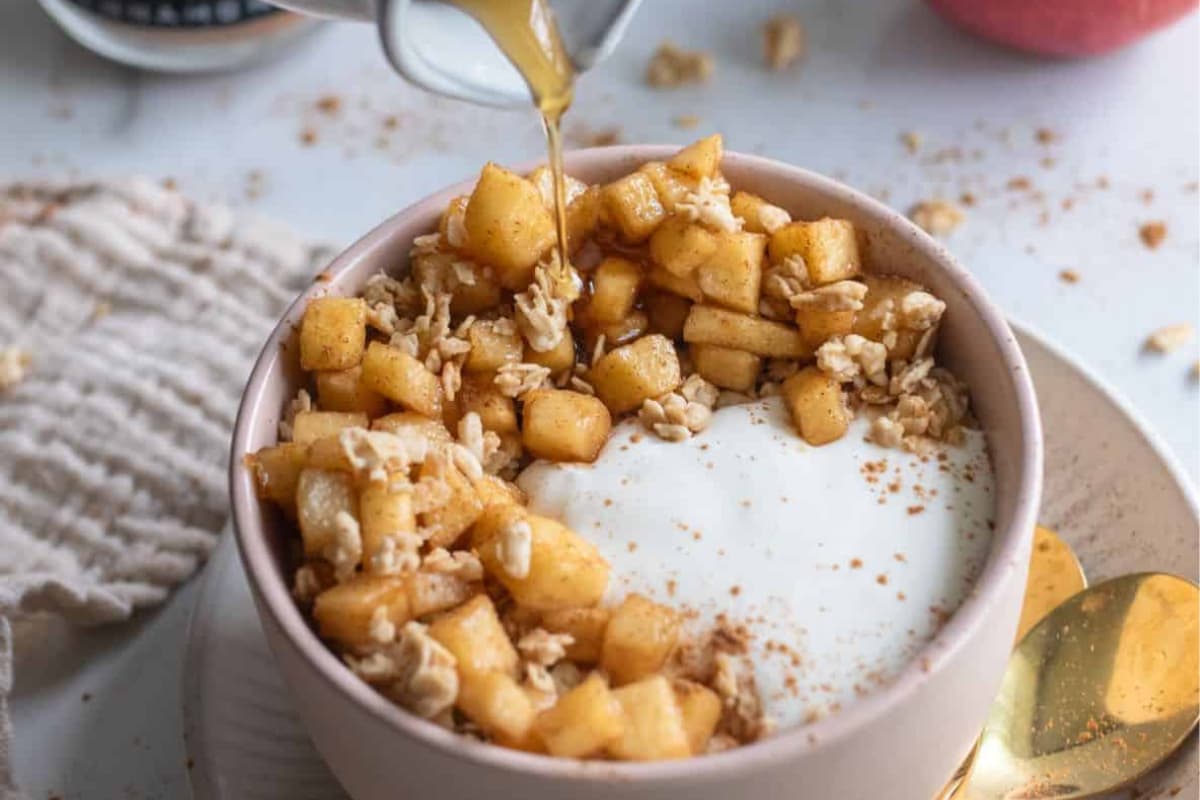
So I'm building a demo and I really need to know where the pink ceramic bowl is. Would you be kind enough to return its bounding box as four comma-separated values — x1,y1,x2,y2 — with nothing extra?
230,146,1043,800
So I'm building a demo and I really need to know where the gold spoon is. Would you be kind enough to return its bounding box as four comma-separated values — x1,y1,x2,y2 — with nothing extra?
936,526,1089,799
951,571,1199,799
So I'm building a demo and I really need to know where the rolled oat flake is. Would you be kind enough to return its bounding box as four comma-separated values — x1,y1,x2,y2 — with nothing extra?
37,0,320,72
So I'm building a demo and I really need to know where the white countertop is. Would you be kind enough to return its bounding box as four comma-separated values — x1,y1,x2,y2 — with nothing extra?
3,1,1196,797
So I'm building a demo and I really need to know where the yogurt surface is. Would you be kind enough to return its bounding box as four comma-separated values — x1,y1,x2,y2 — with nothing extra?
518,397,994,728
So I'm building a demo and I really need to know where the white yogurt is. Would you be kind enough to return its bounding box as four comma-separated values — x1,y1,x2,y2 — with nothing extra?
517,397,994,729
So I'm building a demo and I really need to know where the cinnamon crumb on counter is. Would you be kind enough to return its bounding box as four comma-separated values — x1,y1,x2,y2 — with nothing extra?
1058,269,1080,284
299,127,317,147
1006,176,1032,191
1139,221,1167,249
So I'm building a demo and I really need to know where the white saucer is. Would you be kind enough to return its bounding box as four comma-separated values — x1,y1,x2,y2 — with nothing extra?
182,323,1199,800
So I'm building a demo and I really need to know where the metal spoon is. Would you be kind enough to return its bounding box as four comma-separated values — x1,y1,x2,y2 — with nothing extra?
936,526,1089,799
951,571,1199,799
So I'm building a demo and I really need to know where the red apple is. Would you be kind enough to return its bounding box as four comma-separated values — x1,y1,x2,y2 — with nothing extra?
924,0,1197,57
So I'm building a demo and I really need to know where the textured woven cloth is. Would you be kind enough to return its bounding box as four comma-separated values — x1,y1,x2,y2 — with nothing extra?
0,178,327,797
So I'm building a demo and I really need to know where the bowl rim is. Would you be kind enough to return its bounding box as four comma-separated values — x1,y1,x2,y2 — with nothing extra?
230,144,1043,784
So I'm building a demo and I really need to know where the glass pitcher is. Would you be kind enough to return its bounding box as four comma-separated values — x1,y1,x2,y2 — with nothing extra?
268,0,642,107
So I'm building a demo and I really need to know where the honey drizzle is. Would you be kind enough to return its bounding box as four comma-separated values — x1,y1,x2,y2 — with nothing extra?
446,0,576,295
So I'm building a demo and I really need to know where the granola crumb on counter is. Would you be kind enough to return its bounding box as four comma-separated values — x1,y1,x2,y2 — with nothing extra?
908,199,965,237
673,114,701,130
762,14,805,72
646,41,714,88
1145,323,1194,354
1058,269,1080,284
1139,221,1168,250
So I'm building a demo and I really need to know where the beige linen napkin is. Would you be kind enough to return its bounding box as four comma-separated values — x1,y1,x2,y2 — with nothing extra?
0,178,328,797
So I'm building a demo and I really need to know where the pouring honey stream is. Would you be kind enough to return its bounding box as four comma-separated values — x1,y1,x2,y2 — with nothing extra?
445,0,578,299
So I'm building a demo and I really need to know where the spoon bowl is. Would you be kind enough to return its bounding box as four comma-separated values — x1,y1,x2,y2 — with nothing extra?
961,572,1200,800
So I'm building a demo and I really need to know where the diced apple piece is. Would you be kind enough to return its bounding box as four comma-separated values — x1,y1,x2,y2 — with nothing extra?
583,310,650,355
638,161,697,213
730,191,791,234
602,171,666,243
644,290,693,340
299,297,367,372
647,264,704,303
360,342,442,419
852,274,928,360
590,257,642,324
590,334,682,414
438,195,470,249
524,328,576,374
564,185,602,254
457,671,538,747
406,572,477,618
304,435,353,472
601,594,680,685
696,231,766,314
541,607,611,663
249,442,308,514
475,508,610,612
781,366,849,445
667,134,723,180
673,679,723,754
535,673,625,758
358,483,415,571
370,411,454,445
427,594,519,679
649,216,718,277
691,344,762,393
312,574,409,650
683,305,809,359
473,473,526,509
458,373,517,434
465,320,524,373
464,163,556,290
450,262,504,317
768,218,861,286
290,411,368,446
795,307,856,352
296,468,358,558
417,456,483,549
608,676,691,761
315,366,389,417
522,388,612,463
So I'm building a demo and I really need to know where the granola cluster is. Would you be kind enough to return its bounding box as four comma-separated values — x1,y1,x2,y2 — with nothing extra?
249,134,974,762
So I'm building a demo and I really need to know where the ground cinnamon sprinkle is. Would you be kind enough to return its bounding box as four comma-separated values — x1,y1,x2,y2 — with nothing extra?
315,94,342,115
849,558,863,569
907,505,925,515
876,574,888,586
1006,176,1032,191
299,127,317,147
1034,127,1058,145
